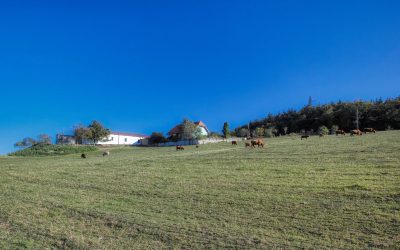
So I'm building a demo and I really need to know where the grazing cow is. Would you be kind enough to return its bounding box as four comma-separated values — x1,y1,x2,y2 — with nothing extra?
250,139,264,148
364,128,376,134
336,130,346,135
319,133,324,137
102,151,110,157
176,145,184,151
301,135,309,140
350,129,362,136
81,153,86,159
196,145,199,148
245,142,251,148
231,141,238,145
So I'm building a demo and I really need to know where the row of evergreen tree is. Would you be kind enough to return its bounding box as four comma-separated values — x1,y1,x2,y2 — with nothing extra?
235,96,400,136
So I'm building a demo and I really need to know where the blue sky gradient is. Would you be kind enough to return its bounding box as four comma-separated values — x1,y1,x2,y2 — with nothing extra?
1,0,399,154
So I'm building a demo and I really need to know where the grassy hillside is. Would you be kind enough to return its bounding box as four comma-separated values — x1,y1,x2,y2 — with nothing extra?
8,144,98,157
0,131,399,249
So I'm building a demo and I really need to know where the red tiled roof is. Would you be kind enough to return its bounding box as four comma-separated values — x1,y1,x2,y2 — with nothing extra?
111,132,149,138
194,121,207,128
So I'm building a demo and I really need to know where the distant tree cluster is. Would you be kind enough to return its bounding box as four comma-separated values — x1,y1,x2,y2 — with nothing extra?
14,134,52,148
15,120,111,149
235,97,400,136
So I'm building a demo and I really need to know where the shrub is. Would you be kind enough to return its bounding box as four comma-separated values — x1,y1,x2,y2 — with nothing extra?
255,127,265,137
9,144,98,157
236,128,249,137
318,126,329,135
330,125,339,135
264,128,274,138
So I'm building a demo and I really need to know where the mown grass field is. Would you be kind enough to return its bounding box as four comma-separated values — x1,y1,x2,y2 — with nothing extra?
0,131,399,249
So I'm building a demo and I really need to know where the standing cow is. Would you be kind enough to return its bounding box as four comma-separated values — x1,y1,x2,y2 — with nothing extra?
336,130,346,135
350,130,362,136
251,139,264,148
363,128,376,134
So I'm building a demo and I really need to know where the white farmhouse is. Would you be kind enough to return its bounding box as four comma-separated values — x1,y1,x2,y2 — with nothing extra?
97,132,149,145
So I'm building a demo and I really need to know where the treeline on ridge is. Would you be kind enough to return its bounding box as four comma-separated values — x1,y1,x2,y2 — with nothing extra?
234,96,400,137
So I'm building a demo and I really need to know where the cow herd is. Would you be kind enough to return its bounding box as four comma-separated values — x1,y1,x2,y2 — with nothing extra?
301,127,377,139
173,127,377,152
81,128,378,158
334,127,376,137
232,139,264,148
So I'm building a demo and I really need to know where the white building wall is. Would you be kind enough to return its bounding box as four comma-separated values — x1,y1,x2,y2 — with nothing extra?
198,126,208,136
84,133,145,145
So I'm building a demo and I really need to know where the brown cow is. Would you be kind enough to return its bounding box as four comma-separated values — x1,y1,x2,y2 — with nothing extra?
319,133,324,137
251,139,264,148
231,141,238,145
350,130,362,136
245,142,251,148
301,135,309,140
336,130,346,135
256,139,264,148
176,145,184,151
363,128,376,134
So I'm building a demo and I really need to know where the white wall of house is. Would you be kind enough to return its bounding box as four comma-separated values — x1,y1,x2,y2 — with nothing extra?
83,133,146,145
198,126,208,136
97,133,144,145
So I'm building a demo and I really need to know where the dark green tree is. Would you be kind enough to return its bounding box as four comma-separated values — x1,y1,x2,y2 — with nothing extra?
149,132,167,145
222,122,230,138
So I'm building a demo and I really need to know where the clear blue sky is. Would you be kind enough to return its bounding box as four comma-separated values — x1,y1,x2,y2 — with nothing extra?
1,0,399,154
